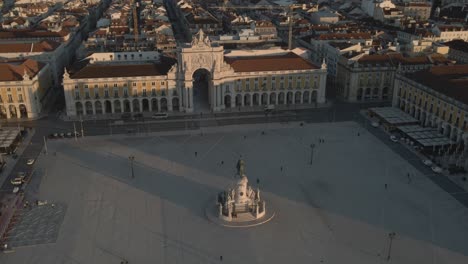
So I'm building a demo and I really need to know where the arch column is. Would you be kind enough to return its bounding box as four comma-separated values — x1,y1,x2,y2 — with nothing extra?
218,85,224,110
230,94,235,107
92,101,96,115
168,96,173,111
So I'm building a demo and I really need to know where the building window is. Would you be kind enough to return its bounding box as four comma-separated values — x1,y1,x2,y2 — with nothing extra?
132,82,137,87
142,89,147,96
84,85,88,89
114,89,119,98
123,89,129,97
152,88,156,96
75,91,80,100
114,83,118,87
18,94,23,102
152,82,155,86
142,82,146,87
95,84,99,89
85,90,90,99
17,87,21,91
161,81,165,85
104,89,109,98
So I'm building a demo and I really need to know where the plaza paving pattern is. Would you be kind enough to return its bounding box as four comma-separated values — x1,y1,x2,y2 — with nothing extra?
1,121,468,264
5,204,66,248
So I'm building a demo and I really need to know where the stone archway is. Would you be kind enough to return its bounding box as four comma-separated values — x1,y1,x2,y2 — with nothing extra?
161,98,168,112
19,104,27,118
9,105,17,118
95,101,103,114
105,100,112,113
294,91,301,104
172,97,180,111
253,93,260,106
123,100,131,112
0,106,7,119
270,93,276,105
303,91,310,103
132,99,140,112
278,92,285,104
142,99,149,112
192,68,211,112
286,92,293,104
85,101,93,115
235,94,242,106
244,94,251,106
151,98,159,112
261,93,268,105
224,95,231,108
114,100,122,113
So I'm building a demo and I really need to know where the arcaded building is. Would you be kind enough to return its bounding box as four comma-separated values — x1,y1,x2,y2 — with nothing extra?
63,30,327,117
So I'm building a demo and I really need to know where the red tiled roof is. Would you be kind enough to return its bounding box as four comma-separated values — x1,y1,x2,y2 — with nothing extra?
0,29,70,39
70,57,176,79
318,32,372,40
0,59,46,81
224,52,319,72
407,65,468,105
0,40,60,53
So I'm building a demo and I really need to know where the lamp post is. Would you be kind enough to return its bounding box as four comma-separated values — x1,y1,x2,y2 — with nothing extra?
310,144,315,165
80,116,84,138
129,155,135,178
387,232,396,261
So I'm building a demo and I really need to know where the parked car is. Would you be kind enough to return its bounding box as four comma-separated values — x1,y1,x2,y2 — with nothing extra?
12,187,19,194
371,122,379,128
11,177,23,185
26,159,35,165
151,113,168,120
390,135,399,142
66,132,73,138
431,166,443,174
422,159,433,166
48,134,56,139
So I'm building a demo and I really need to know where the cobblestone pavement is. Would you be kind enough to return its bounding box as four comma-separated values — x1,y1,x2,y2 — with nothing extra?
5,203,66,248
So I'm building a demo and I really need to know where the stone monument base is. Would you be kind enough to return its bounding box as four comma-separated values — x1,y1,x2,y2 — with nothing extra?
205,202,275,228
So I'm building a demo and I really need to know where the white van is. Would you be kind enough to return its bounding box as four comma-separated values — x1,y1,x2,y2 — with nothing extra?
151,113,168,120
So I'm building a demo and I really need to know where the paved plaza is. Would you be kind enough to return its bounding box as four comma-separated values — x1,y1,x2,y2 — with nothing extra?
1,121,468,264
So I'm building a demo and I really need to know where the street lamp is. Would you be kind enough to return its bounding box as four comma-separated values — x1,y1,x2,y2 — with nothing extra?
310,144,315,165
129,155,135,178
387,232,396,261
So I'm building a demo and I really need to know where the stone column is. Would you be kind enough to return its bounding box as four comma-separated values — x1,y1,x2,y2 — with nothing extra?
230,94,235,108
167,97,173,112
317,72,327,104
219,85,224,110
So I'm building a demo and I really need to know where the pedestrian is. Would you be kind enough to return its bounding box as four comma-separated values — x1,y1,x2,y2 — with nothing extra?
221,160,224,165
220,255,223,261
195,151,198,157
384,183,388,189
357,132,360,136
244,135,247,139
280,166,283,171
256,178,260,184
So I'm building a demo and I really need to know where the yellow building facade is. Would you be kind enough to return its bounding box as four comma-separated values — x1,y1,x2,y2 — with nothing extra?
0,59,52,119
63,30,328,117
393,65,468,146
